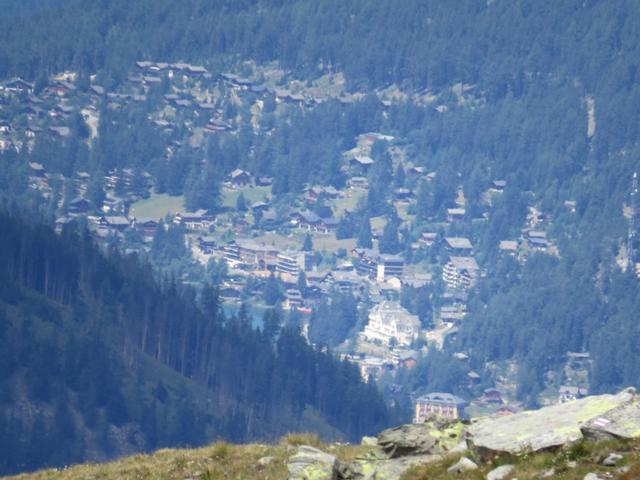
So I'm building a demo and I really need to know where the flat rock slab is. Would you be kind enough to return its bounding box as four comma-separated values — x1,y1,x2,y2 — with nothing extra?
581,399,640,440
467,388,636,455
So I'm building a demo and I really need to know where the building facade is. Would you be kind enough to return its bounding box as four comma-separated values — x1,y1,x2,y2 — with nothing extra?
362,301,420,347
414,392,466,422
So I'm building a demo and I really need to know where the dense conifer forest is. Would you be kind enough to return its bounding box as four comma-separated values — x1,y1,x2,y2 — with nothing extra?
0,210,391,475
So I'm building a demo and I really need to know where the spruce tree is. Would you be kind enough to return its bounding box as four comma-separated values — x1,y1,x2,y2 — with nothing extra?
302,233,313,251
357,216,373,248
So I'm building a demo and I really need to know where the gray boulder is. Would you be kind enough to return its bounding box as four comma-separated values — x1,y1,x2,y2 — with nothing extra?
486,464,514,480
446,456,478,474
360,436,378,447
287,445,337,480
376,420,465,458
257,455,274,467
601,452,623,466
581,395,640,441
337,420,466,480
583,474,603,480
467,388,637,456
341,454,438,480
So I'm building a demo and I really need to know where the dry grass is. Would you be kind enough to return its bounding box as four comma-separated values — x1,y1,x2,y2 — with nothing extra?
5,435,372,480
279,432,322,448
129,193,186,220
7,435,640,480
400,438,640,480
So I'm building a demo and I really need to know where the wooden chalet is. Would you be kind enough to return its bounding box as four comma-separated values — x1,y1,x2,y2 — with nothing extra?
229,169,252,188
175,210,214,230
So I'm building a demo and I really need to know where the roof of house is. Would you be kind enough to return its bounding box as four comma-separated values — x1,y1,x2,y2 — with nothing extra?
48,126,71,137
69,197,90,206
352,155,375,165
444,237,473,250
449,256,479,271
499,240,518,251
379,254,404,264
447,208,466,215
368,301,419,329
417,392,465,405
104,216,130,226
28,162,45,171
529,237,549,246
230,168,251,179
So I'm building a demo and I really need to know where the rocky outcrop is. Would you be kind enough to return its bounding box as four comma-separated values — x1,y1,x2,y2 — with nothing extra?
336,419,466,480
286,419,467,480
287,388,640,480
467,388,638,456
287,445,338,480
376,420,464,457
338,452,439,480
581,396,640,441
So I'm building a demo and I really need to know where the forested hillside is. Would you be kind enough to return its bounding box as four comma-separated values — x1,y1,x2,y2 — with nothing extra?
1,0,638,94
0,209,391,475
1,0,640,473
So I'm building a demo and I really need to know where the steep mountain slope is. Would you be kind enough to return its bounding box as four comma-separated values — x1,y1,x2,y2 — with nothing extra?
0,210,392,475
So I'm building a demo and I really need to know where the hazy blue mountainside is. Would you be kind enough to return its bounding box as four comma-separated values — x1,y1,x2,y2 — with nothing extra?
0,210,392,475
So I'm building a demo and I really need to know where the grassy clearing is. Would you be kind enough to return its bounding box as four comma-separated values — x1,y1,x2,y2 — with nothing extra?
248,230,356,254
222,186,271,209
311,235,356,252
129,193,186,220
331,190,365,216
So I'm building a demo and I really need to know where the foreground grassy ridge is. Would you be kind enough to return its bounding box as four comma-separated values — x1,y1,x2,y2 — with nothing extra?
402,438,640,480
7,435,640,480
5,434,370,480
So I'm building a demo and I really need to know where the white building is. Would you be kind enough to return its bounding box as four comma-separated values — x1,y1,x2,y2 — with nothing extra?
362,301,421,347
443,256,480,290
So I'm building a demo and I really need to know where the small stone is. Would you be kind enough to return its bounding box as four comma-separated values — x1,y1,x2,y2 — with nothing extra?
447,456,478,474
617,465,630,474
257,456,274,466
450,441,468,454
487,464,515,480
602,452,623,466
583,473,613,480
567,460,578,468
539,469,555,478
361,436,378,446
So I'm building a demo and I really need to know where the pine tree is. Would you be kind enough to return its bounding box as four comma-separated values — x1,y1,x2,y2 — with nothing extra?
236,192,247,212
394,163,406,188
379,217,400,254
357,215,373,248
302,233,313,252
264,273,281,305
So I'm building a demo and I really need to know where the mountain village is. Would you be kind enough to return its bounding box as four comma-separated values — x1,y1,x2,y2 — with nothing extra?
0,58,615,422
